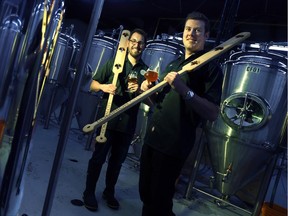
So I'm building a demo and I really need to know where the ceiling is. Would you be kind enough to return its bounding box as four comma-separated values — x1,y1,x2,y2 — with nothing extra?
64,0,287,43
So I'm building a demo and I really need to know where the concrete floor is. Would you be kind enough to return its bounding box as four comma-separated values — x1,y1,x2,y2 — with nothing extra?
16,113,287,216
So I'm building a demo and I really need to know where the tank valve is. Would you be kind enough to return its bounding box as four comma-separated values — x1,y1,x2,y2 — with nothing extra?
217,163,232,182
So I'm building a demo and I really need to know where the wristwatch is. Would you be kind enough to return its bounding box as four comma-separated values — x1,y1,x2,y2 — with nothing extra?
183,90,195,100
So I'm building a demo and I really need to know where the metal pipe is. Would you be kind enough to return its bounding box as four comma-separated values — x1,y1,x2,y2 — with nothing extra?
184,129,206,199
269,151,286,205
192,187,252,215
41,0,105,215
43,83,58,129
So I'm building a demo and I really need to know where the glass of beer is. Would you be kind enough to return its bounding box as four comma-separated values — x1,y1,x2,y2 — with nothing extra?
144,69,158,82
144,57,162,82
128,71,138,84
127,70,138,92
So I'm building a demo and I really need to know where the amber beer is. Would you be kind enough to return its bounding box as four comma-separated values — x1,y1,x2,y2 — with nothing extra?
128,77,138,84
144,70,158,82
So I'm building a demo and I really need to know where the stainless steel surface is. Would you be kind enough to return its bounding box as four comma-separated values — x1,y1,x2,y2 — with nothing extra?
26,1,49,47
75,91,102,130
141,35,184,76
205,49,287,196
0,14,22,107
48,32,78,86
81,34,118,92
88,35,117,74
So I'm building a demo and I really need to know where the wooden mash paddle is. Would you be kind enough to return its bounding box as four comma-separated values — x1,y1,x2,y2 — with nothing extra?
94,29,130,143
84,32,251,134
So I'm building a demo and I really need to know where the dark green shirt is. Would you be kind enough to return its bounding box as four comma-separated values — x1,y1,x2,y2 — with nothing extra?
144,50,223,159
93,57,148,135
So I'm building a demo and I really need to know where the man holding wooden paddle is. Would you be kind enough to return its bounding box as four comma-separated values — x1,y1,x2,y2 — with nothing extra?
138,12,224,216
83,28,148,211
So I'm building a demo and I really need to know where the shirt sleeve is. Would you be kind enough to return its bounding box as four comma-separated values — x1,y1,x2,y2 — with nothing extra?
92,59,114,84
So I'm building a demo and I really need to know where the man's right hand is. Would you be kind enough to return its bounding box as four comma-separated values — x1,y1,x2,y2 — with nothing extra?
100,84,116,95
140,80,152,92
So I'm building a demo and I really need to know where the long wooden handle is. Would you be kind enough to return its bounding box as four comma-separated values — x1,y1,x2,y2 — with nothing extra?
95,30,130,143
84,32,251,133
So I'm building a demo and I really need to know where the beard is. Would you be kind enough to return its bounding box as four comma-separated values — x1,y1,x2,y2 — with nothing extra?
129,48,142,58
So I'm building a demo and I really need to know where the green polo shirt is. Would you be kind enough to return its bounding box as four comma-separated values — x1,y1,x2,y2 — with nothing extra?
144,50,223,159
93,57,148,135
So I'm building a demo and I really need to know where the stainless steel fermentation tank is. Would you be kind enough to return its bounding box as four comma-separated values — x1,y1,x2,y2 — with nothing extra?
80,33,118,92
0,14,22,108
37,11,81,127
205,47,287,199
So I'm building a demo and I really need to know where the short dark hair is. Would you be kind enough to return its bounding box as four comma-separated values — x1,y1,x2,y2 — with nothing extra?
185,12,210,33
129,28,148,44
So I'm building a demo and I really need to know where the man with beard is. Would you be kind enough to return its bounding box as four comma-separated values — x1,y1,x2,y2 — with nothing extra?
83,28,148,211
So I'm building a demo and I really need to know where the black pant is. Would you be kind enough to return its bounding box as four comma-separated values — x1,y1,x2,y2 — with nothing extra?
84,130,132,197
139,144,183,216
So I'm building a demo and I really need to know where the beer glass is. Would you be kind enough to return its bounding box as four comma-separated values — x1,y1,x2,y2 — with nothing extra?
144,57,162,82
126,70,138,92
